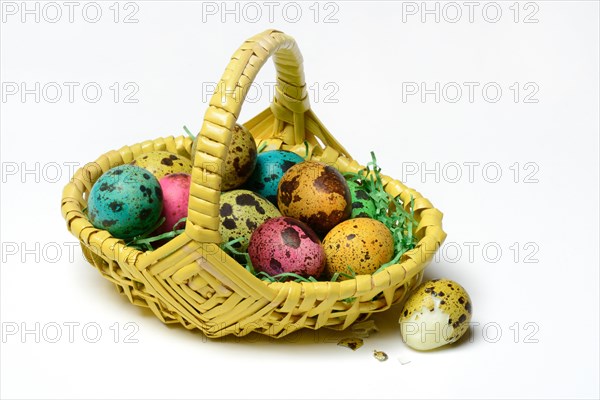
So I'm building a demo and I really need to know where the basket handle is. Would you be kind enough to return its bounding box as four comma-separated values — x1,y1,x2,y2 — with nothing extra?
185,30,309,243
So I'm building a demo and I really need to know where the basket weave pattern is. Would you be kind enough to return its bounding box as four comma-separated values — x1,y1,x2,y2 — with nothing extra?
61,30,446,338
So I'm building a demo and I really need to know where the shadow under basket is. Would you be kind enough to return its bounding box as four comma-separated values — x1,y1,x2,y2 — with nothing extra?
61,29,446,339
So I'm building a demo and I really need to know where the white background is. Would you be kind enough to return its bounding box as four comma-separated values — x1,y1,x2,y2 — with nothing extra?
1,1,599,399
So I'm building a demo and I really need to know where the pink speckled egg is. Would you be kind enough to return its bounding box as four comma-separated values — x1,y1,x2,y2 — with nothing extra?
155,173,191,234
248,217,325,279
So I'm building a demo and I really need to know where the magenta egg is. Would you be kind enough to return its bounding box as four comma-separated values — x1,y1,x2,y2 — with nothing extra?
248,217,325,279
155,173,191,234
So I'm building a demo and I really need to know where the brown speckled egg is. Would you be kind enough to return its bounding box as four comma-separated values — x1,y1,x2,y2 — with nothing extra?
192,124,257,190
323,218,394,277
399,279,473,351
277,161,351,234
131,151,192,180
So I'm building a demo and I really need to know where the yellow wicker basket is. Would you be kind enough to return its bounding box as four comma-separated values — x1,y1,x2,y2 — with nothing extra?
61,29,446,338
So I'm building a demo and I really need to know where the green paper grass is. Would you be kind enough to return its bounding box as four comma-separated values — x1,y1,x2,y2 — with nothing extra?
183,125,195,139
343,152,417,275
219,152,417,284
127,217,187,251
257,142,268,153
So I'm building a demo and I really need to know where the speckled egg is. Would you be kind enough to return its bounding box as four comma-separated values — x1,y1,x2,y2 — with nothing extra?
277,161,351,234
192,124,257,190
131,151,192,180
399,279,473,351
346,180,377,218
219,190,281,251
244,150,304,204
248,217,325,278
323,218,394,277
155,173,191,235
87,165,163,239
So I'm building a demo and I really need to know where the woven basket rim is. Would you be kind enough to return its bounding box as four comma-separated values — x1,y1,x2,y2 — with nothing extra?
63,133,444,297
61,30,447,337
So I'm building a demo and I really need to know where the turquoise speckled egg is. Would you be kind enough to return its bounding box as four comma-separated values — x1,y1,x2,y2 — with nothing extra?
87,165,163,239
346,180,377,218
244,150,304,205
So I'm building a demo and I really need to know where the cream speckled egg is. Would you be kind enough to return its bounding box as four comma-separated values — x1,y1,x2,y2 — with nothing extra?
399,279,473,351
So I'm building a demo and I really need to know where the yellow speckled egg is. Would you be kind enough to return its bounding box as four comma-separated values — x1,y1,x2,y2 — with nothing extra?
399,279,473,351
277,161,351,234
192,123,257,190
222,124,257,190
219,190,281,252
323,218,394,277
131,151,192,180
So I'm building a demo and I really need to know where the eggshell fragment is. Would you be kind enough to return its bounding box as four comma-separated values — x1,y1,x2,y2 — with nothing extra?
337,338,364,351
373,350,388,362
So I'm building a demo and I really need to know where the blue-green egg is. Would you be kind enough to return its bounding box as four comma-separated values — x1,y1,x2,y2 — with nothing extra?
347,180,377,218
87,165,163,239
244,150,304,204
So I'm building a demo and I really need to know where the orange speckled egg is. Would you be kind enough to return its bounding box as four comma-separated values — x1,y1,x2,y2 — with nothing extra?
277,161,351,234
323,218,394,277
